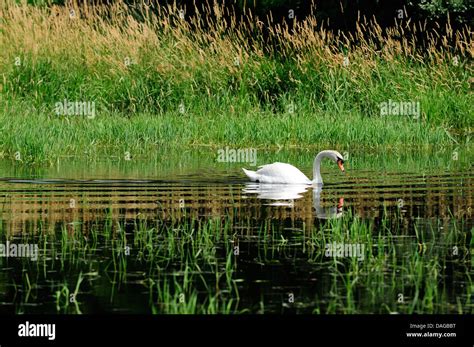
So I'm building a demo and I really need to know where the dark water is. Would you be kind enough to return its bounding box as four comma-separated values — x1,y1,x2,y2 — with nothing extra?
0,149,472,314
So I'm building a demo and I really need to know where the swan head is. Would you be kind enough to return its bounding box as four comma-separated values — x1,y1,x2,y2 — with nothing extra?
325,150,345,172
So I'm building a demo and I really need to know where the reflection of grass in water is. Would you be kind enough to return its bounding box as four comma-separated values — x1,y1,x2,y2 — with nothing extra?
0,1,472,164
0,205,472,314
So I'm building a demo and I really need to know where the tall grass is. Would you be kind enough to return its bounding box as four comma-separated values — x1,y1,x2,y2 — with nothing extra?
0,1,472,163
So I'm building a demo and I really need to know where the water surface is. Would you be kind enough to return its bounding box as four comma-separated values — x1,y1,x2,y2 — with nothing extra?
0,148,472,313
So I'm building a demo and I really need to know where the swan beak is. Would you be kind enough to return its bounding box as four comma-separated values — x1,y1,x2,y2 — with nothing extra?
337,160,345,173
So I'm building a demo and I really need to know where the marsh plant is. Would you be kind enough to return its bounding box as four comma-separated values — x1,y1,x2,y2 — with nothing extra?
0,198,471,314
0,1,471,163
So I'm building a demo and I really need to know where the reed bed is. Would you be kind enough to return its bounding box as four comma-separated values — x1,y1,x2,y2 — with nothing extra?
0,1,472,163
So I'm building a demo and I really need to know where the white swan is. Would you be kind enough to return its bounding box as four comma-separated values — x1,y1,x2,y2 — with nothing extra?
242,150,345,184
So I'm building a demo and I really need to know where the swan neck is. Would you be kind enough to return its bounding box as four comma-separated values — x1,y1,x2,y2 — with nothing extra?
312,151,330,184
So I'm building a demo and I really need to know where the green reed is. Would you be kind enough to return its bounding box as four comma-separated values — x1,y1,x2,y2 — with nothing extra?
0,1,472,164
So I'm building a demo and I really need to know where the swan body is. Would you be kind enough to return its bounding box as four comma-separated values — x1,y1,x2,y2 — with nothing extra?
242,150,345,185
243,163,311,184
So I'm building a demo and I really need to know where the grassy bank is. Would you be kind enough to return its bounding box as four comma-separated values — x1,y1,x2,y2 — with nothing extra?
1,102,467,164
0,1,472,163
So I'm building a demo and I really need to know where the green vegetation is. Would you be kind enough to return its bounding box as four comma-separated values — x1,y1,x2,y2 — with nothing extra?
2,206,471,314
0,1,472,164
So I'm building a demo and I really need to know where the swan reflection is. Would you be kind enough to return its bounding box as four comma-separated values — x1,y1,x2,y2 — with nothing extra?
313,188,344,219
242,183,309,206
242,183,344,218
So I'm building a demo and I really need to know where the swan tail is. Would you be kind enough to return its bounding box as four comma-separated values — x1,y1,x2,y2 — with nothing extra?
242,168,259,182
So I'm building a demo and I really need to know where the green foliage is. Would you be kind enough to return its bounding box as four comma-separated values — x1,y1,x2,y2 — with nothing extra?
0,1,472,163
409,0,473,25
